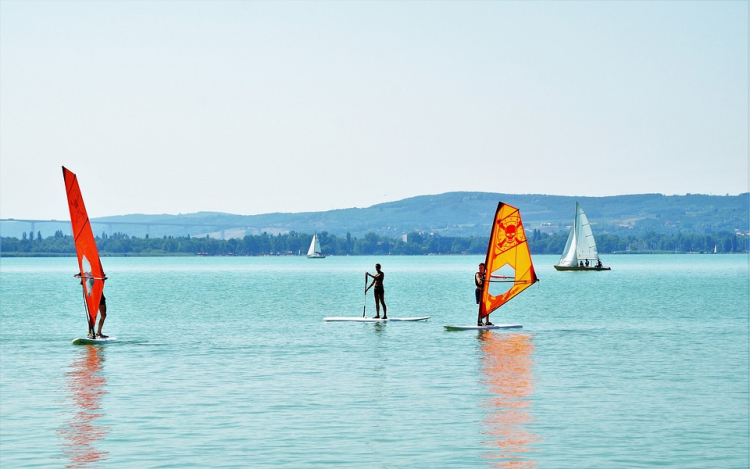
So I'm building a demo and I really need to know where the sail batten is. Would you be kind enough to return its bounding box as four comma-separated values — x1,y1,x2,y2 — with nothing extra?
479,203,538,318
63,166,106,333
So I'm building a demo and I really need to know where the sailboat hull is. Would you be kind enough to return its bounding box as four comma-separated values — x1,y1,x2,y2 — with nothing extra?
554,265,610,271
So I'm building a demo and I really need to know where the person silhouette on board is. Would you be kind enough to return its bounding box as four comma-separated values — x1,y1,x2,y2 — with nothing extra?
95,293,108,339
81,274,109,339
476,263,493,327
365,264,387,319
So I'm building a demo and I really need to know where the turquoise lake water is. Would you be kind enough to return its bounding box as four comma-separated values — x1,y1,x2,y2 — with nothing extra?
1,254,748,468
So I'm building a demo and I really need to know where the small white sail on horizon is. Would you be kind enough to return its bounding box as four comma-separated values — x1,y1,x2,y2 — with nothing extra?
554,203,610,271
307,233,325,259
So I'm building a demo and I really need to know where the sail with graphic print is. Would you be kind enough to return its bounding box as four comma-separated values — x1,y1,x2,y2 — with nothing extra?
554,202,610,271
63,167,115,344
445,202,539,330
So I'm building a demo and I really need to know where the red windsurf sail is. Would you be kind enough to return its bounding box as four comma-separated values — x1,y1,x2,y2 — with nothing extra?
63,166,106,334
479,202,538,318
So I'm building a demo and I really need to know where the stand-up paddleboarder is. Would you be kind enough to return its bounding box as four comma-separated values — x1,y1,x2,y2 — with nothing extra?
365,263,387,319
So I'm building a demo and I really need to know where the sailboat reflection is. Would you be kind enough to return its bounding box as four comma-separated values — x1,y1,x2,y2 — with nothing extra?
478,332,539,468
58,345,109,468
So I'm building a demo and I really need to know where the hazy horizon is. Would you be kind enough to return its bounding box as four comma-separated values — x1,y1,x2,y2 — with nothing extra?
1,1,747,220
1,189,746,221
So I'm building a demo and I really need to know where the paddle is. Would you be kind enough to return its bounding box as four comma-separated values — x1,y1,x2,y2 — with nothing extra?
362,273,367,317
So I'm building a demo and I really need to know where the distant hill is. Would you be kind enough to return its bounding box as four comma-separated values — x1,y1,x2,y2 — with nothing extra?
2,192,748,239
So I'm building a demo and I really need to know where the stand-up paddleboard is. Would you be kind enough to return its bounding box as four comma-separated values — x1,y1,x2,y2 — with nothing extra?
324,316,430,322
72,336,118,345
63,167,113,345
448,202,539,332
444,324,521,331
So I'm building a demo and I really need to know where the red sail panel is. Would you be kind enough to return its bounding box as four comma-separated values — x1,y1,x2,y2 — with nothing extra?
63,167,105,332
479,202,538,318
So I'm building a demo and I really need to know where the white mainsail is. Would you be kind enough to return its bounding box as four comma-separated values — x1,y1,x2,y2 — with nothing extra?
307,233,325,258
556,203,600,267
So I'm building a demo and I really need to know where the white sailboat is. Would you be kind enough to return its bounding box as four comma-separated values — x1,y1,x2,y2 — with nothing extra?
307,233,325,259
554,202,610,271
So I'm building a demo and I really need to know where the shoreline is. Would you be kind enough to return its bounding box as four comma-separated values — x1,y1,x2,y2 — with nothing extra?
1,251,746,258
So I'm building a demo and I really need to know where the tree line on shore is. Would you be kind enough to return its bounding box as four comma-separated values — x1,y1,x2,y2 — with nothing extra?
1,229,746,256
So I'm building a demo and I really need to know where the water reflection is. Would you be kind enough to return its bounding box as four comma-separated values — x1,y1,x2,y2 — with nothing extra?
478,332,539,468
58,346,109,468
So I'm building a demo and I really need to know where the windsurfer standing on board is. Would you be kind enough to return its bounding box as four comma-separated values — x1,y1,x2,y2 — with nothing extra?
365,264,387,319
476,263,493,327
81,275,109,339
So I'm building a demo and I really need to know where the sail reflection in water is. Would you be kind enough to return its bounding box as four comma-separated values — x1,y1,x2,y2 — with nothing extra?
58,346,109,468
479,332,539,468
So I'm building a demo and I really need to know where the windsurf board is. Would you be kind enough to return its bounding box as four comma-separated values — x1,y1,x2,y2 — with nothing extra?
443,324,522,331
72,336,118,345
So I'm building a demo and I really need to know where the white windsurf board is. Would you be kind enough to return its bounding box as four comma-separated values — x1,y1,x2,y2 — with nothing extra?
324,316,430,322
72,336,118,345
443,324,522,331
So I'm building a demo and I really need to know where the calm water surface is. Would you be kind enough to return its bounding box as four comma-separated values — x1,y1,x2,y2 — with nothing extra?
1,254,748,468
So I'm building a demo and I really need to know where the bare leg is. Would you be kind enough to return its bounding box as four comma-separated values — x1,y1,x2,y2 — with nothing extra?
97,303,107,335
375,290,386,318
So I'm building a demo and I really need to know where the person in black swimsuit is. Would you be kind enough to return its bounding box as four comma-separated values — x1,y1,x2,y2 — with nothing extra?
365,263,387,319
475,263,493,326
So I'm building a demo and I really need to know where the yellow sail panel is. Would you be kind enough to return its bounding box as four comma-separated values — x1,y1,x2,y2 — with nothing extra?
480,203,538,318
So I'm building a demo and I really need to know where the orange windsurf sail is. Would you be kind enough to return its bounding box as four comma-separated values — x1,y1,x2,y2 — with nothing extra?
479,202,538,318
63,166,106,334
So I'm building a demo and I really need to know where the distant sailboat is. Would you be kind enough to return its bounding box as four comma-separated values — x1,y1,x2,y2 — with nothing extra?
307,233,325,259
554,202,610,271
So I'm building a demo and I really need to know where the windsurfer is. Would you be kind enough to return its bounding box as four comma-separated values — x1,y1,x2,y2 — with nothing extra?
365,264,387,319
476,263,493,326
81,275,109,339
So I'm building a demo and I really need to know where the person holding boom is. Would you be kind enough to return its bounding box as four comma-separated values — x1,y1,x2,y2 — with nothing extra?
365,263,387,319
476,262,493,326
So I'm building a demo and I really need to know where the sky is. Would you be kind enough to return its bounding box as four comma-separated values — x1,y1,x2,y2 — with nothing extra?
1,0,747,220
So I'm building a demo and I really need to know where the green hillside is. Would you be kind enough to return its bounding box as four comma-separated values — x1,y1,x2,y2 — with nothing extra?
1,192,747,239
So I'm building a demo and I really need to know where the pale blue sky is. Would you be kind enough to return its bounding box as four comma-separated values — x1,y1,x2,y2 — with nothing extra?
1,0,747,220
